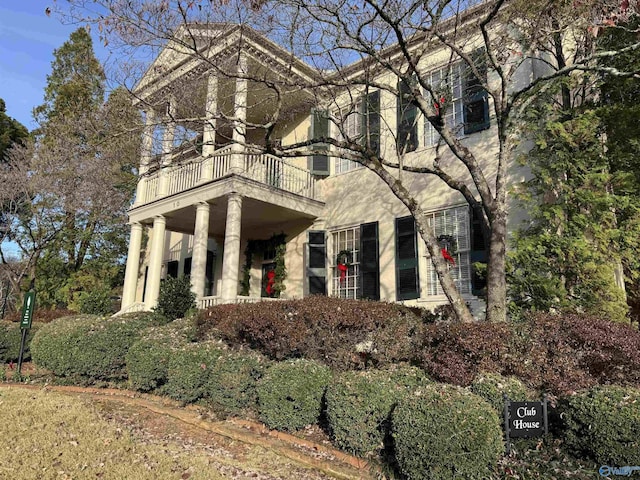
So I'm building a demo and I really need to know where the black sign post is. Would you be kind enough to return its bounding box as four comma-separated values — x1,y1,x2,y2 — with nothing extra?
503,394,548,455
17,290,36,376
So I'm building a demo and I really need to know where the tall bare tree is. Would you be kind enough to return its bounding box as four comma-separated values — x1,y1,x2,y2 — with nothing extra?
0,29,141,304
57,0,640,321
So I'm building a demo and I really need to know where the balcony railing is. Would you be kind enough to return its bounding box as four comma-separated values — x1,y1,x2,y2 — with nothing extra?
138,146,319,205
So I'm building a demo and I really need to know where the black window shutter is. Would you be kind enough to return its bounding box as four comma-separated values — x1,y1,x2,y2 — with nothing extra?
167,260,179,278
205,250,215,295
309,109,330,176
307,230,327,295
364,91,380,157
397,77,418,154
463,49,490,134
183,257,192,276
359,222,380,300
470,207,488,295
395,216,420,300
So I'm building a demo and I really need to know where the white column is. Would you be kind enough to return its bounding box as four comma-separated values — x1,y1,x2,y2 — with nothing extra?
158,100,176,196
202,73,218,161
135,109,156,206
221,193,243,302
191,202,210,298
231,54,248,174
121,222,143,309
145,215,167,309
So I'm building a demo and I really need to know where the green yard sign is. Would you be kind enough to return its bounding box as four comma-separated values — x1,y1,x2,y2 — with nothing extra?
20,291,36,330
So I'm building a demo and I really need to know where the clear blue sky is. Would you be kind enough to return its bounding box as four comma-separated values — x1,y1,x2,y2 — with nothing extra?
0,1,111,131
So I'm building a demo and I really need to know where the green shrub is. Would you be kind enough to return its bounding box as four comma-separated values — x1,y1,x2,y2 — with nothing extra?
155,276,196,322
392,383,504,480
197,297,424,371
470,372,532,413
162,342,224,404
326,365,430,457
31,312,155,382
257,359,332,431
0,321,40,363
78,286,113,315
560,385,640,465
126,317,197,392
206,349,268,416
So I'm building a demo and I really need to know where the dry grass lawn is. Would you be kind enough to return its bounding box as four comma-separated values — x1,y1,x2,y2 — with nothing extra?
0,387,348,480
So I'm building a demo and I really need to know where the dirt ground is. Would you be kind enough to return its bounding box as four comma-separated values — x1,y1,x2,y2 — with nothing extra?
1,369,373,480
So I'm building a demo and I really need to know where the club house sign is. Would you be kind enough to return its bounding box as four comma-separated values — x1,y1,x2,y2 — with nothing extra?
503,396,548,454
509,403,544,435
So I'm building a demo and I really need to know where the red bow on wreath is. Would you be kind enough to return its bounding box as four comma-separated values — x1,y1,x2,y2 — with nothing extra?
337,263,349,284
336,250,352,285
266,270,276,295
434,96,446,115
441,247,456,266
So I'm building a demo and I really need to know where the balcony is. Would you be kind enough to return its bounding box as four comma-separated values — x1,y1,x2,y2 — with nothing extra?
139,145,320,206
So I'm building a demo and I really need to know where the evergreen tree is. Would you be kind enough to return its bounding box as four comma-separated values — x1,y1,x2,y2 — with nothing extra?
0,99,28,162
510,19,640,323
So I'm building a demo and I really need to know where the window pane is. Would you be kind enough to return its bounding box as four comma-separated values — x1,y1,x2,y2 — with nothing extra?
425,206,472,296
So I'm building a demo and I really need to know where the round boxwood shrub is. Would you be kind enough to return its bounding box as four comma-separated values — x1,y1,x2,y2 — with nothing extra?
392,383,504,480
560,385,640,465
126,317,197,392
256,359,332,431
162,342,224,404
155,276,196,322
0,321,40,363
470,372,532,413
31,312,155,382
206,349,268,417
326,365,430,457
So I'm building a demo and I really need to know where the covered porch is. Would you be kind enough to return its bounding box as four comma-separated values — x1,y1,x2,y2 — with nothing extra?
120,174,323,313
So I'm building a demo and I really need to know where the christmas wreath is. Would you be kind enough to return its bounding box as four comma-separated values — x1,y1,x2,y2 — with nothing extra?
336,250,352,284
437,234,457,266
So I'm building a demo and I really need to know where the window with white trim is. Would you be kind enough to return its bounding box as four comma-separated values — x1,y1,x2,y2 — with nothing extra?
424,63,465,146
336,100,363,174
331,226,360,298
425,206,472,295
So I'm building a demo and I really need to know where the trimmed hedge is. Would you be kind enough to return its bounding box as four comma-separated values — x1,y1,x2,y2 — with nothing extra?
196,297,424,371
162,342,224,404
206,349,267,416
325,365,430,457
416,321,513,386
510,313,640,394
416,313,640,395
31,312,155,382
470,372,532,413
392,384,504,480
0,321,40,363
560,385,640,465
126,317,197,392
256,359,332,431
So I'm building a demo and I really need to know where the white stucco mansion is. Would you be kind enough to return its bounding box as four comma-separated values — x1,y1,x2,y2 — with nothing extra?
119,10,530,315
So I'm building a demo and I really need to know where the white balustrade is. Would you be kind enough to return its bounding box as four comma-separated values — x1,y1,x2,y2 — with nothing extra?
137,146,317,205
197,295,281,310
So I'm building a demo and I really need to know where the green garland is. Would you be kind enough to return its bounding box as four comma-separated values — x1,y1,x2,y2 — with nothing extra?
240,233,287,297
